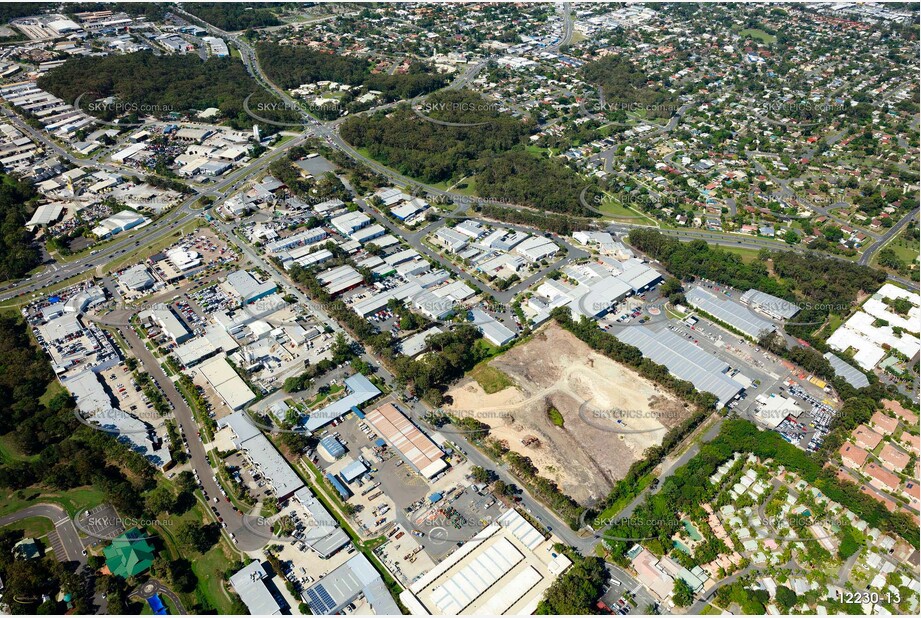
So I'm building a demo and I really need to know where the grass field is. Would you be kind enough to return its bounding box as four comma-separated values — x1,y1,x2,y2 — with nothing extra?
1,486,106,518
739,28,777,43
718,245,762,264
0,515,55,537
469,361,514,394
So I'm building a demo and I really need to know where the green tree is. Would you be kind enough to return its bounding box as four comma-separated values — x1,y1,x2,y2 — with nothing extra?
672,578,694,607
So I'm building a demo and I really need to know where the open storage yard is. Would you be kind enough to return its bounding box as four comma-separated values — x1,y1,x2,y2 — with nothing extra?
446,323,692,506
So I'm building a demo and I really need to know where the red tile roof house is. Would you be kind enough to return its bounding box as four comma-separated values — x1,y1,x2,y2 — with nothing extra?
870,411,899,435
839,443,869,470
883,399,919,424
879,443,911,473
853,425,883,451
901,432,921,456
865,462,901,493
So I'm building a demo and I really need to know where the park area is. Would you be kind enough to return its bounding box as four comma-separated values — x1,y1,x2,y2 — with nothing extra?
446,323,693,506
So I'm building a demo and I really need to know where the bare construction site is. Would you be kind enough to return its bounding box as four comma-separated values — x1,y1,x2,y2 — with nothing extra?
446,323,693,506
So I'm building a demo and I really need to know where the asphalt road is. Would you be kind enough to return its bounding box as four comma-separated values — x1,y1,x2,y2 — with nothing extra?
0,503,86,565
89,308,268,552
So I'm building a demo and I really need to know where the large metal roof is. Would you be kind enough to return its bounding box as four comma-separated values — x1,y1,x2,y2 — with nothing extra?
687,287,776,339
614,326,743,408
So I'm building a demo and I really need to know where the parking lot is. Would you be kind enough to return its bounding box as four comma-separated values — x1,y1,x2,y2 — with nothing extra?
775,381,837,452
77,504,124,547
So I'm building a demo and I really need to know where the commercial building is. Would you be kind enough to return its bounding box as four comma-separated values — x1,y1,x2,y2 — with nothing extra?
365,402,447,478
104,529,156,579
400,509,571,615
303,553,401,615
614,326,743,408
740,289,801,321
92,209,147,238
686,287,776,340
229,560,287,616
118,264,155,291
198,356,256,411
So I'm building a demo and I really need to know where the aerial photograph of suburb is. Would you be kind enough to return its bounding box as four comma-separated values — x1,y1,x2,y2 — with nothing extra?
0,1,918,616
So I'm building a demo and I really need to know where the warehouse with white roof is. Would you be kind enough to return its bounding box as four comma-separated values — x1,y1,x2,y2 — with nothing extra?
400,509,571,615
686,287,776,340
198,356,256,411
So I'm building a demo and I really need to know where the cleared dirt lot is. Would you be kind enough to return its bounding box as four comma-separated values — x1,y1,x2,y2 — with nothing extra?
446,323,692,506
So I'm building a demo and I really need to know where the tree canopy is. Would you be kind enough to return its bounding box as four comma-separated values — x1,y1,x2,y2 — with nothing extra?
0,173,41,282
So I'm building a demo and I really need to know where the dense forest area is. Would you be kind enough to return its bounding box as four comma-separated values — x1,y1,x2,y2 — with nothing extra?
581,55,676,120
256,43,446,104
0,172,41,282
38,52,296,132
628,230,887,344
184,3,282,30
341,89,598,215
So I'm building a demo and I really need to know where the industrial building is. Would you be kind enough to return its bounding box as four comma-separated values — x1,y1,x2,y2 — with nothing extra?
198,356,256,411
229,560,287,616
400,509,571,615
686,287,776,340
91,209,147,238
614,326,743,408
224,411,305,501
318,436,346,460
399,326,444,357
331,211,370,236
304,373,381,432
470,309,516,346
303,553,401,615
513,235,559,262
739,289,801,321
318,265,364,296
365,402,447,478
292,488,350,558
173,325,239,367
824,352,870,389
139,307,192,343
25,202,65,229
752,393,804,429
223,270,278,306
